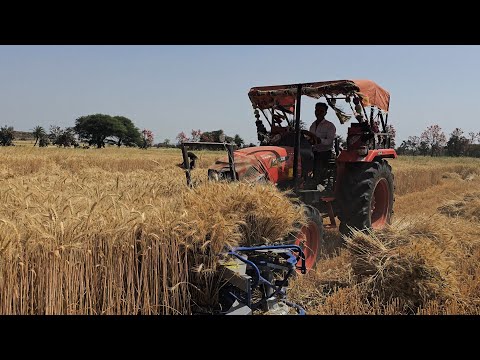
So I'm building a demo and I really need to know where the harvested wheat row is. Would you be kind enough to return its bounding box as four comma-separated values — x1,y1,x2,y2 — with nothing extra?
438,192,480,222
289,213,478,314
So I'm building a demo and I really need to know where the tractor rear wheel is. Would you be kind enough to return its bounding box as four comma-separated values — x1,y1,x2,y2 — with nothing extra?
338,159,395,236
293,205,324,273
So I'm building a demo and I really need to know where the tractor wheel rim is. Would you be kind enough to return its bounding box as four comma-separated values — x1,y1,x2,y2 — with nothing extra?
294,221,320,272
371,178,389,229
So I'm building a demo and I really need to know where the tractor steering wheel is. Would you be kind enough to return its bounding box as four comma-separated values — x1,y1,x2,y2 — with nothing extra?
300,130,320,145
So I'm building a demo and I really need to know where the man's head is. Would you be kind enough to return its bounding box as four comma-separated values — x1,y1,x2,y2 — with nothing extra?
315,102,328,120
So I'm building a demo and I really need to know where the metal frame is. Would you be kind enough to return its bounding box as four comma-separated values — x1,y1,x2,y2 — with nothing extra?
221,244,307,314
181,141,237,187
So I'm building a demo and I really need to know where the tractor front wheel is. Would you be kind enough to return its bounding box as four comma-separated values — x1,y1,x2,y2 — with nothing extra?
338,159,395,236
293,205,324,273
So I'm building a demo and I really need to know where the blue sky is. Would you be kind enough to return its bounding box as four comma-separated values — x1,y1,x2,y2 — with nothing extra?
0,45,478,145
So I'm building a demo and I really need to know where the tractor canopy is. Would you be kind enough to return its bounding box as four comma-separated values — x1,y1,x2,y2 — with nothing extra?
248,79,390,114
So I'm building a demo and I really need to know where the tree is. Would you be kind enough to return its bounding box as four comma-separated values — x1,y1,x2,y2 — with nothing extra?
199,129,231,143
112,116,142,147
421,125,447,157
38,135,50,147
49,125,62,144
397,136,421,156
446,128,469,157
163,138,170,146
74,114,126,148
32,126,46,146
396,140,409,155
0,126,15,146
468,132,478,144
418,141,429,156
191,129,202,142
53,127,78,147
200,130,222,142
176,132,189,145
48,126,77,147
141,129,154,149
234,134,244,148
466,143,480,157
407,136,420,155
386,124,396,149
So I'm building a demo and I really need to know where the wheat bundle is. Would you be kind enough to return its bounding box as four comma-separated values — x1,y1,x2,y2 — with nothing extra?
344,216,460,313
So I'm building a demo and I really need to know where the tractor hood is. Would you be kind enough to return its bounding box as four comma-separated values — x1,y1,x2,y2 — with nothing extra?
208,146,296,184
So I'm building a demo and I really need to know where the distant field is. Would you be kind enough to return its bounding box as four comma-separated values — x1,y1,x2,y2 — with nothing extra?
0,147,479,314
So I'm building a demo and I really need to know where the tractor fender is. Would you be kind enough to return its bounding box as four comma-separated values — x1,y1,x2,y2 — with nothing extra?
337,149,397,163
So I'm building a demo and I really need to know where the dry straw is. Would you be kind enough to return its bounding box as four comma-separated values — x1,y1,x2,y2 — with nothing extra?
344,215,463,313
438,192,480,222
0,149,306,314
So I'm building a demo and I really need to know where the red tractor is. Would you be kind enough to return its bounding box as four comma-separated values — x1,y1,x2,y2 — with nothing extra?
181,80,396,310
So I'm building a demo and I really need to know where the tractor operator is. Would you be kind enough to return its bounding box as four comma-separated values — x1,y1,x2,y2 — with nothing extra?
309,102,336,185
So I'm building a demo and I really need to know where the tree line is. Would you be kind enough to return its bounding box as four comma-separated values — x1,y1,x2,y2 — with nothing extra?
0,114,155,149
4,116,478,158
175,129,249,149
1,116,249,151
396,125,480,157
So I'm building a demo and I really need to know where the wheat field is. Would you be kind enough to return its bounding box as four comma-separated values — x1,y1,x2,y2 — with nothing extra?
0,146,479,314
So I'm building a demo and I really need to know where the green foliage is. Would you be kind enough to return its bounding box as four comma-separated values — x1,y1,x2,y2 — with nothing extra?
200,129,225,143
49,125,63,143
386,124,396,149
446,128,469,157
466,144,480,157
54,127,78,147
47,126,77,147
418,141,430,156
38,135,50,147
234,134,244,148
421,125,447,157
32,125,46,146
198,129,235,144
0,126,15,146
112,116,142,147
399,127,480,158
74,114,140,148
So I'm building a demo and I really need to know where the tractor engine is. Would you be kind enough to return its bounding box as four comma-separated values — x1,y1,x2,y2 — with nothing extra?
207,146,297,185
